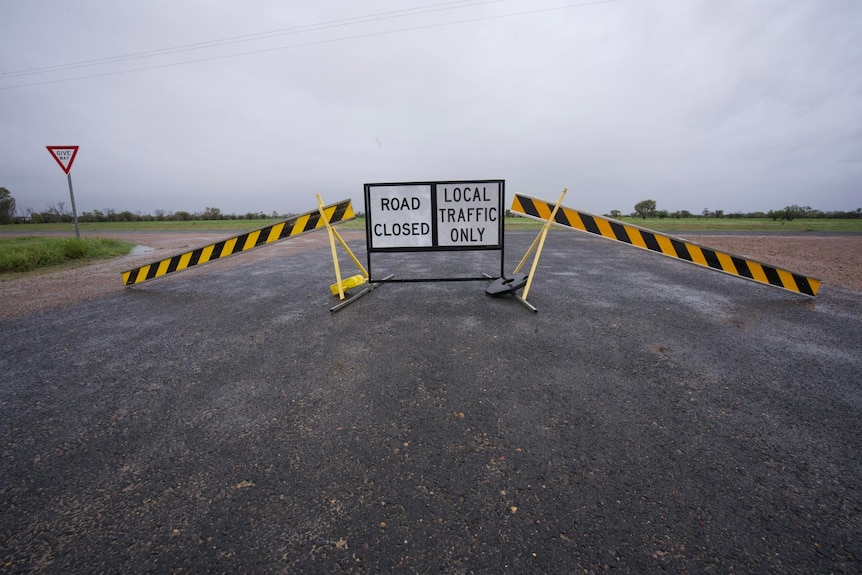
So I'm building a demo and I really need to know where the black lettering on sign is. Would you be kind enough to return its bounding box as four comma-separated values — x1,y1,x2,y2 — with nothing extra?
437,207,498,223
449,228,486,242
373,222,431,237
442,186,492,202
380,197,421,210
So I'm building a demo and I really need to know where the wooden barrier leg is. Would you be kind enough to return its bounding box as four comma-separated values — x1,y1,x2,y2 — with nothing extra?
518,188,567,301
317,193,369,301
318,194,346,300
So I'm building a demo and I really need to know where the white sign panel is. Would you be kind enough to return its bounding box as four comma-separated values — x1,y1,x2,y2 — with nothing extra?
365,180,504,252
367,185,433,248
436,181,501,247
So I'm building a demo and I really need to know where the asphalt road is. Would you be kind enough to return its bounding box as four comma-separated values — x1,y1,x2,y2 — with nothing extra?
2,231,860,573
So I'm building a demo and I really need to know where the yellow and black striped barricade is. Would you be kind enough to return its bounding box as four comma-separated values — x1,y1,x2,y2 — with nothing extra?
122,199,355,286
510,194,821,297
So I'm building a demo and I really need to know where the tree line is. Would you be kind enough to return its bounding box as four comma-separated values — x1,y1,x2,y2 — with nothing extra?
1,187,290,224
0,195,287,225
22,204,285,224
2,187,860,226
613,199,861,221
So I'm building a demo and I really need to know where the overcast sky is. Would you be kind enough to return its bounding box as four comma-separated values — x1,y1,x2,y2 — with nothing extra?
2,0,860,218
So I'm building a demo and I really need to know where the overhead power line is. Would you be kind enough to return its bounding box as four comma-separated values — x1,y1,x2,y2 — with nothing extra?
0,0,621,90
2,0,497,78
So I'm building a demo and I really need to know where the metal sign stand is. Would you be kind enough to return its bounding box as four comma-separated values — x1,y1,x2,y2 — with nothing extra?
329,274,394,313
347,179,507,311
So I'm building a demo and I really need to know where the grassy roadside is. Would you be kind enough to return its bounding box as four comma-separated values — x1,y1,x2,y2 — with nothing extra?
0,237,134,280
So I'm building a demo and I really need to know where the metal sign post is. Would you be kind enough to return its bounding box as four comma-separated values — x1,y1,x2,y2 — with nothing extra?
66,172,80,240
46,146,81,239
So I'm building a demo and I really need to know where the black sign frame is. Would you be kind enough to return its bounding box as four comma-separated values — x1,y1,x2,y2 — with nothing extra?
364,179,505,282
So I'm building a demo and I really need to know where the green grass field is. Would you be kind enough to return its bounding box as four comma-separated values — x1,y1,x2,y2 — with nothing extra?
611,216,862,233
3,216,861,234
507,216,862,232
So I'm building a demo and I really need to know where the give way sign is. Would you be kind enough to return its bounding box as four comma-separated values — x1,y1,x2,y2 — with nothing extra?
46,146,80,174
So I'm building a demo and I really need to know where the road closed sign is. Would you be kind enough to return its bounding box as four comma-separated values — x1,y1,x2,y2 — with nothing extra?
366,184,434,249
365,180,504,251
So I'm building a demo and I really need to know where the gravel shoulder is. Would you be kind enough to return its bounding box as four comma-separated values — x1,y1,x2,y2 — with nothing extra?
682,233,862,293
0,230,365,321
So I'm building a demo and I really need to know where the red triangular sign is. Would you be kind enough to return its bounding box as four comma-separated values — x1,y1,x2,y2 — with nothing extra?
46,145,79,174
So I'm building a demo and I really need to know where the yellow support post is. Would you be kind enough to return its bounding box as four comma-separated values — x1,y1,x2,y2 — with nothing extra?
316,194,368,300
514,188,567,301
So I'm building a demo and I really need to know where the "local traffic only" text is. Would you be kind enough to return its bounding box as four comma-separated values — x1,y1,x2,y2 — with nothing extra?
437,184,499,247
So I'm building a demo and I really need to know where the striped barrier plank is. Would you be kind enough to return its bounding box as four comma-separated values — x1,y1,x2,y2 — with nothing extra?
122,199,354,286
511,194,820,297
